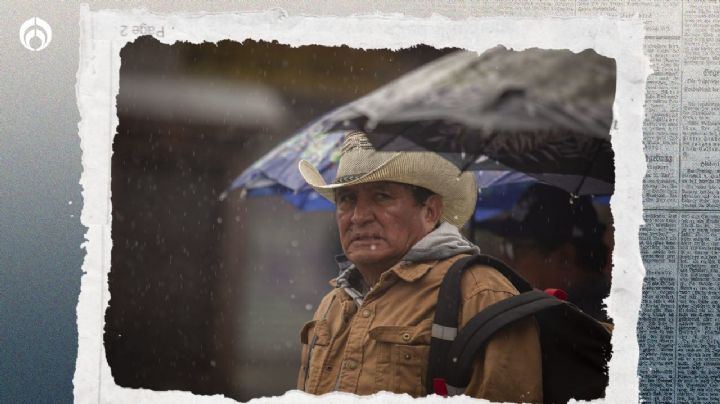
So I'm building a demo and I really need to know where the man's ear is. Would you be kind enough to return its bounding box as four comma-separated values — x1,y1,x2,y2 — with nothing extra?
424,194,443,226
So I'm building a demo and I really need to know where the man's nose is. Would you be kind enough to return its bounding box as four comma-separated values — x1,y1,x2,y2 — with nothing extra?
350,199,374,225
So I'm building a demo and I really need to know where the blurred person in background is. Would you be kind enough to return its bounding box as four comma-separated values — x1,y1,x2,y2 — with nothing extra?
294,131,543,401
479,183,612,323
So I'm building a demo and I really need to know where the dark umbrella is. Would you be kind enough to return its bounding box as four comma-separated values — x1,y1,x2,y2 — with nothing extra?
328,46,616,195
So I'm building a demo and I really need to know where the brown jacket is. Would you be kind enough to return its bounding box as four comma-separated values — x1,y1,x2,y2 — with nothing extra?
297,254,543,402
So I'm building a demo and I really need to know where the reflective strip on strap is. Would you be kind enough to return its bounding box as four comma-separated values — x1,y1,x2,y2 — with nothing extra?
431,323,457,341
445,384,465,396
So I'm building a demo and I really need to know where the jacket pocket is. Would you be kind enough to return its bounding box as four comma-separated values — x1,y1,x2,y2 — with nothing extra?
368,324,431,397
299,319,331,393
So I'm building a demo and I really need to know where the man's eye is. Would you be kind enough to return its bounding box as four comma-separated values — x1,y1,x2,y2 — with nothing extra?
337,194,354,204
375,192,391,200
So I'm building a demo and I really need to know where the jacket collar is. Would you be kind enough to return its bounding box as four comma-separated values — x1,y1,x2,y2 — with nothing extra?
330,256,438,288
390,260,438,283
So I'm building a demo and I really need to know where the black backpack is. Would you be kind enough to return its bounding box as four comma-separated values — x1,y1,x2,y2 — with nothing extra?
426,254,612,404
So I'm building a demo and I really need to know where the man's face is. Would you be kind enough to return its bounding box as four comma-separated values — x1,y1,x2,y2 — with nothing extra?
335,182,439,273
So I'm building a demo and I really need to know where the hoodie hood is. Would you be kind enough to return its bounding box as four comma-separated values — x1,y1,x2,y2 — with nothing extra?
334,221,480,303
401,222,480,262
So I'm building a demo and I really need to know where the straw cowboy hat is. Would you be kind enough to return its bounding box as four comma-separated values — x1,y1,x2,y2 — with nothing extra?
298,131,477,228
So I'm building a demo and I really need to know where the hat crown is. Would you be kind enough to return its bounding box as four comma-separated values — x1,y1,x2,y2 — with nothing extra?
340,131,375,155
334,131,398,185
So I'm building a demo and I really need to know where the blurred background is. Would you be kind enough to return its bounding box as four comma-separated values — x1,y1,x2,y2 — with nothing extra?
105,38,458,400
105,38,614,401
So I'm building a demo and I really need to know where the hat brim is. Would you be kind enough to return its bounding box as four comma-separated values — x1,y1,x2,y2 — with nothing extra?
298,154,477,228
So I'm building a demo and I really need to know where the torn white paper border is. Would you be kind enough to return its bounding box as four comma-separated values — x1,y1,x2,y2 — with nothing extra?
75,5,649,403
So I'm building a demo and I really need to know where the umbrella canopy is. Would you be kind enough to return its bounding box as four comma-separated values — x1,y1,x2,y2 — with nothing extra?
226,114,346,197
224,122,542,215
327,46,616,195
229,145,607,219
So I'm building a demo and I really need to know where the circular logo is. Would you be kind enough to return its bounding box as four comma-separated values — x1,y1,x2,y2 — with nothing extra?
19,17,52,51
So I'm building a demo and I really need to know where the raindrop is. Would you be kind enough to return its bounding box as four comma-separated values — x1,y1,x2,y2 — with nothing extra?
68,200,73,205
305,303,314,311
290,294,296,299
370,244,377,250
291,240,299,247
217,217,223,224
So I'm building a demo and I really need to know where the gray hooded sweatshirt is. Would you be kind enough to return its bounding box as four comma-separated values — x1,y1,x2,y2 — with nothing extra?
335,222,480,306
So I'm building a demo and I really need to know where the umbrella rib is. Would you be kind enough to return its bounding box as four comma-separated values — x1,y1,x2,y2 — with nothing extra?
574,137,604,195
467,130,500,171
386,121,423,151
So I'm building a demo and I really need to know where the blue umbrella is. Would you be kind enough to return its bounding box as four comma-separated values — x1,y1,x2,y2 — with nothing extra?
225,113,345,196
222,110,344,210
227,144,608,218
243,166,538,214
222,116,545,215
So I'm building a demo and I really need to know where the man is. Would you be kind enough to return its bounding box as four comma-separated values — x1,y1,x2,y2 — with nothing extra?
296,131,542,401
480,183,612,322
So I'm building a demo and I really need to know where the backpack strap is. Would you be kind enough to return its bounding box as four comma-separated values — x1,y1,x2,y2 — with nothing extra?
426,254,549,395
444,290,563,389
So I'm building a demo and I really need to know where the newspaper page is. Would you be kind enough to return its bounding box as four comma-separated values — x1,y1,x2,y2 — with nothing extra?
634,2,720,403
71,2,719,404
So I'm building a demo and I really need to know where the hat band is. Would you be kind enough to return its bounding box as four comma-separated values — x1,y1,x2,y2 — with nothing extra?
334,173,366,184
